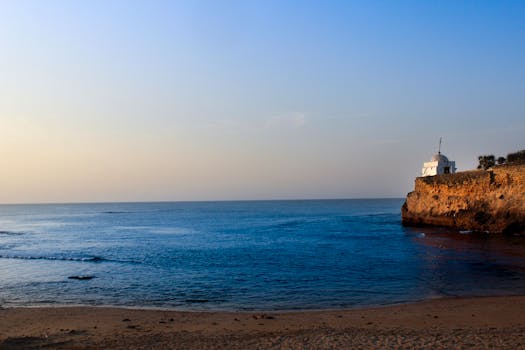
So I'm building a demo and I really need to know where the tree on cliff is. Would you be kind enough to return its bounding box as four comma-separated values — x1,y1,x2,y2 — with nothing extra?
477,155,495,170
507,150,525,164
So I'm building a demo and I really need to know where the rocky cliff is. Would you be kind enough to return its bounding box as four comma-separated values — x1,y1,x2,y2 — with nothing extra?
402,164,525,234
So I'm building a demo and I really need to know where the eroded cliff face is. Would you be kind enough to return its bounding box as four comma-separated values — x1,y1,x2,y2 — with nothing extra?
402,164,525,234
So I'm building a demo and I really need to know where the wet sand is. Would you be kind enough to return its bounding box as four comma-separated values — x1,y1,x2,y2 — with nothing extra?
1,296,525,349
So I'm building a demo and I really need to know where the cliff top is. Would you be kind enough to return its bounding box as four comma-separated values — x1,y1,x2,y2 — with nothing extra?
417,163,524,186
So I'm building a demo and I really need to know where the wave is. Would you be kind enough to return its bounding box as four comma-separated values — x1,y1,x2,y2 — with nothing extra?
267,219,312,230
113,225,196,235
278,219,307,228
0,254,138,264
101,211,134,214
0,230,25,235
150,227,195,235
184,299,209,303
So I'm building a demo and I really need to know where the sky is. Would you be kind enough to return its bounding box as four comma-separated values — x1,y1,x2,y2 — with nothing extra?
0,0,524,203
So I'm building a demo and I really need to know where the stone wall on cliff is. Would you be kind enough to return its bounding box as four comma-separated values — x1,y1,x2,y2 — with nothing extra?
402,163,525,234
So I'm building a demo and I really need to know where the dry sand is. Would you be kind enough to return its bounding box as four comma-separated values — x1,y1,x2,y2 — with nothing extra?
1,296,525,349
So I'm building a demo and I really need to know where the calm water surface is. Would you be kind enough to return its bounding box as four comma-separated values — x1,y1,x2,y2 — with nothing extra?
1,199,524,310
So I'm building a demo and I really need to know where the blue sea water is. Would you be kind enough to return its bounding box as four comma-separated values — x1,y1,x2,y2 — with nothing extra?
1,199,525,311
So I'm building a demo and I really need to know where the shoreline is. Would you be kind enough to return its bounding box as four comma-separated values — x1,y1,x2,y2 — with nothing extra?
2,295,525,349
1,292,522,313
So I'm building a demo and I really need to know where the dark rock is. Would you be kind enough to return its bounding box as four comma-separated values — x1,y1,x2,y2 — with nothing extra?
68,275,95,280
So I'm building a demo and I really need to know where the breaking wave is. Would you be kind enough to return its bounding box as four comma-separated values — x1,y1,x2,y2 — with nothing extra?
0,254,139,264
0,230,25,236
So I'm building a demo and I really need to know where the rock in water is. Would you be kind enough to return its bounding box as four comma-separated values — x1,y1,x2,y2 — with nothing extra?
68,275,95,280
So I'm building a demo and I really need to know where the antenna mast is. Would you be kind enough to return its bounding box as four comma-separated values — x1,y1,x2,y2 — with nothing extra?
438,137,442,154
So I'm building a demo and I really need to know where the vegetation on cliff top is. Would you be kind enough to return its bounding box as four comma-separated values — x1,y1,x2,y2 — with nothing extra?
507,150,525,164
477,150,525,170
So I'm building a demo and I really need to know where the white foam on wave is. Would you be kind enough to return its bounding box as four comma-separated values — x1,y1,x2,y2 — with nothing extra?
149,227,195,235
113,225,195,235
0,255,107,262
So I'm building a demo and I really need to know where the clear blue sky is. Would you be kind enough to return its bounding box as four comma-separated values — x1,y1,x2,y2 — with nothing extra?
0,1,524,203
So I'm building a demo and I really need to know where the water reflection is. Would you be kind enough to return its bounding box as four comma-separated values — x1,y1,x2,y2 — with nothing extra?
405,226,525,298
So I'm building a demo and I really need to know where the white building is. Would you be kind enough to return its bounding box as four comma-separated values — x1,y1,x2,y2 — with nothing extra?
421,152,456,177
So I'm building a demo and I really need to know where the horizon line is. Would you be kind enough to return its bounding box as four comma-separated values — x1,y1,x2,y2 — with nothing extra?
0,196,405,206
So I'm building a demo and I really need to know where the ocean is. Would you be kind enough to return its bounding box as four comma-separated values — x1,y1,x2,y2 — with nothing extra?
1,199,525,311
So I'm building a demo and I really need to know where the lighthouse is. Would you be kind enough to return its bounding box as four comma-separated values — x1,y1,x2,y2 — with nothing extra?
421,138,456,177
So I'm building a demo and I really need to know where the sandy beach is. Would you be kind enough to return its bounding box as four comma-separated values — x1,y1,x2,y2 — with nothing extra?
1,296,525,349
